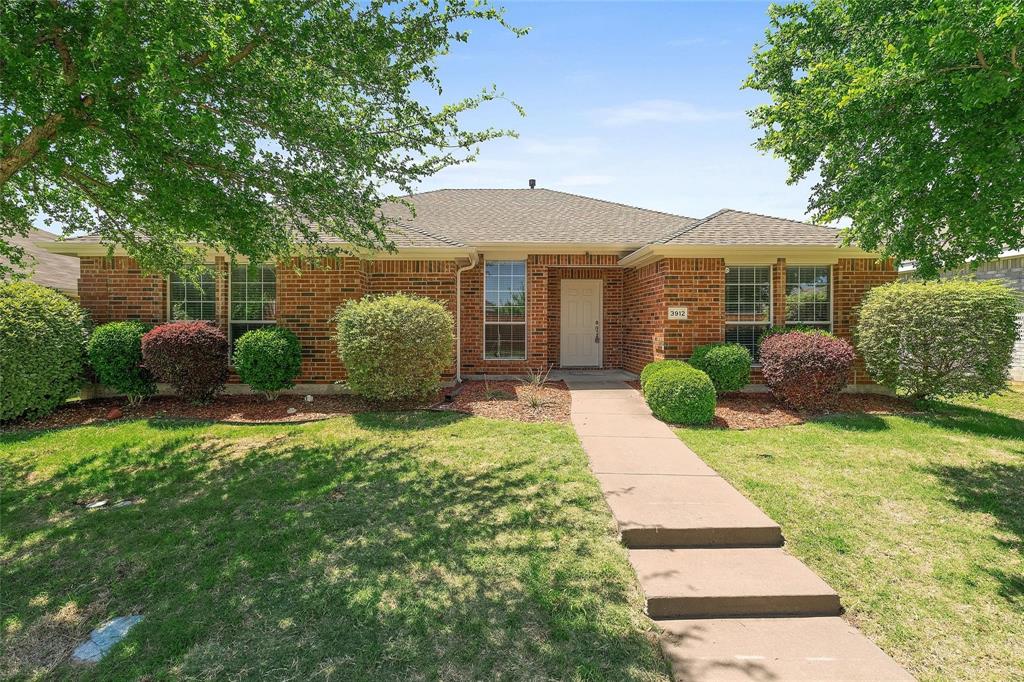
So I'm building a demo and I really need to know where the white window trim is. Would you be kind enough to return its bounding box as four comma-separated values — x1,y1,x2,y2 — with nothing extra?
166,269,217,322
227,264,277,345
724,264,773,328
482,258,528,361
723,265,773,364
783,264,833,331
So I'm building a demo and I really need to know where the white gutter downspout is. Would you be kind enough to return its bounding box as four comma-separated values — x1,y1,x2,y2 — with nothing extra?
455,251,479,384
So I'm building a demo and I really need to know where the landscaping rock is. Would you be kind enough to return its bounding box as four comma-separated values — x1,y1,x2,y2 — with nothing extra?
71,615,143,663
105,407,123,421
286,407,297,415
304,395,314,403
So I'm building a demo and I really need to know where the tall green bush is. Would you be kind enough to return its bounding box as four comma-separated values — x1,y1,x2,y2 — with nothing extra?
335,294,454,401
87,321,155,404
856,279,1022,399
689,343,751,393
0,282,88,421
233,326,302,400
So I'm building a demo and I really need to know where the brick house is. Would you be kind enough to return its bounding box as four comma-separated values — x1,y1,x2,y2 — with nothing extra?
43,188,896,388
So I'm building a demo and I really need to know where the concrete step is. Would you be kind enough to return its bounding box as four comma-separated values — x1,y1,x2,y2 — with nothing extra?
629,548,841,619
597,473,782,548
658,616,914,681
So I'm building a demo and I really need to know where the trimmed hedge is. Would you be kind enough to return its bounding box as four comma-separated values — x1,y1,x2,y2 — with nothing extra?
335,293,454,401
0,281,88,421
856,279,1022,399
639,359,687,391
689,343,751,393
644,363,716,425
87,321,155,404
142,321,228,403
233,326,302,399
759,331,854,410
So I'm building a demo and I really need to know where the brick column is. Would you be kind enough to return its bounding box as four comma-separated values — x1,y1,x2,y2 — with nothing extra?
772,258,787,327
833,258,897,384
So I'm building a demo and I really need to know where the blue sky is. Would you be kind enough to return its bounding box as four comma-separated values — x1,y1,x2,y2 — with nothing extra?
415,0,818,221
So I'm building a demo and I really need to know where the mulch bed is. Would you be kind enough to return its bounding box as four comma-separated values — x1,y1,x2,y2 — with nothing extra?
1,394,377,432
434,380,571,423
626,379,915,430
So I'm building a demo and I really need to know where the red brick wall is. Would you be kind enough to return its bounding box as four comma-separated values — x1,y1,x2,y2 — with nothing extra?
834,257,898,384
79,257,167,325
276,257,363,383
663,257,726,360
622,260,665,374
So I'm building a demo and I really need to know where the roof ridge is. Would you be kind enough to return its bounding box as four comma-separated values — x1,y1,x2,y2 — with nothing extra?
405,187,698,223
716,207,839,230
657,208,731,244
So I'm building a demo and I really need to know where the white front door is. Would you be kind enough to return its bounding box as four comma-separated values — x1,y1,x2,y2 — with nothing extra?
560,279,602,367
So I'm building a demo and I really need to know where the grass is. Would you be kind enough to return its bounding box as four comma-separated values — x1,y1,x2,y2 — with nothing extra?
675,387,1024,682
1,411,669,681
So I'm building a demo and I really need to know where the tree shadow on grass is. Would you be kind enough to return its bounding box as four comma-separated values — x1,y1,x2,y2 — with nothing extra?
807,412,891,432
905,401,1024,441
2,419,666,681
925,459,1024,606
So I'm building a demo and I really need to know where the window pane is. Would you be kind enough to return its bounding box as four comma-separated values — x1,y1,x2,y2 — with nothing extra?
484,323,526,359
785,266,831,326
169,271,216,321
725,266,770,323
484,261,526,357
725,324,770,361
230,263,276,322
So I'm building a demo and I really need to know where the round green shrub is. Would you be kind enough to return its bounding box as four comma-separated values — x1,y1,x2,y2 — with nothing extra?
87,321,155,404
643,363,716,425
335,293,454,401
639,359,687,391
233,326,302,399
856,279,1022,399
689,343,752,393
0,281,88,421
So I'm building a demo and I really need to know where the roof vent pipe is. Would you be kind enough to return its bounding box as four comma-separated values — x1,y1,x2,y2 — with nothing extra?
528,178,536,189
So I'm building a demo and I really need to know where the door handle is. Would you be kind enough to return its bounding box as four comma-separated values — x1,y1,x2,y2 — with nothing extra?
594,320,600,344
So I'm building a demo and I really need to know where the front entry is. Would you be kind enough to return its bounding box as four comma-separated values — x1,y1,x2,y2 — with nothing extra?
560,279,602,367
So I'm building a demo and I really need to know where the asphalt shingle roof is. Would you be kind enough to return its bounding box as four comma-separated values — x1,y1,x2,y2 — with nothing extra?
2,228,79,294
380,188,697,245
51,191,846,252
659,208,842,246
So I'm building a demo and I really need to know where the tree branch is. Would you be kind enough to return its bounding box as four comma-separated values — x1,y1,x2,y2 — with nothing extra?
47,0,77,85
0,113,65,186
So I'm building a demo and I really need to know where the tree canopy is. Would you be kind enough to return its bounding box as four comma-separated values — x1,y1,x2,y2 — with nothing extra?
745,0,1024,276
1,0,523,277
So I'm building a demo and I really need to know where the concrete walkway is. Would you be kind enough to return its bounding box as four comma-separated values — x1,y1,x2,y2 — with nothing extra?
564,374,912,682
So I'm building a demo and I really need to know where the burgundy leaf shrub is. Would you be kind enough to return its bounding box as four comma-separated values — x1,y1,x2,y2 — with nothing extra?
141,321,228,402
759,331,855,410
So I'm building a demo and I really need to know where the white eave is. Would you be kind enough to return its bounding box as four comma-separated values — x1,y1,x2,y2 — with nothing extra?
618,243,880,268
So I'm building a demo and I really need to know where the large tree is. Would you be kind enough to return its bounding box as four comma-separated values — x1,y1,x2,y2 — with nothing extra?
746,0,1024,276
0,0,523,277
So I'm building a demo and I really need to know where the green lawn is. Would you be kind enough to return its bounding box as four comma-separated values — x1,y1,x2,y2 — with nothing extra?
676,387,1024,682
1,412,669,681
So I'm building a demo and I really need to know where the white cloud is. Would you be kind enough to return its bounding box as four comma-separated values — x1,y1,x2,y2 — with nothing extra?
553,174,616,188
595,99,740,127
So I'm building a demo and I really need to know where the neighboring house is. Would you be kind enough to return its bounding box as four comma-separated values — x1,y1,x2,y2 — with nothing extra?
902,252,1024,382
2,228,80,297
41,188,896,388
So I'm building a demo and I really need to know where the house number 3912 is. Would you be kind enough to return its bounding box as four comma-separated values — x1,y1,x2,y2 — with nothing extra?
667,307,688,320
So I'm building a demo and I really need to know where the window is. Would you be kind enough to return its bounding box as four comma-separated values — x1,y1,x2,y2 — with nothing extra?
724,265,771,360
484,260,526,359
230,263,277,344
169,271,215,321
785,266,831,329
